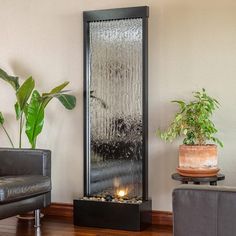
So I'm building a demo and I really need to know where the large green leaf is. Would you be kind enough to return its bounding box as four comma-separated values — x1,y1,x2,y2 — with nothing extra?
0,112,4,125
0,68,20,91
48,81,69,94
25,90,44,149
42,81,69,107
16,77,35,111
57,94,76,110
25,82,76,148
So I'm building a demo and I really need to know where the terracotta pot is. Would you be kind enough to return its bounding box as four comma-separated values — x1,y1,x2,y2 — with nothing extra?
177,144,219,177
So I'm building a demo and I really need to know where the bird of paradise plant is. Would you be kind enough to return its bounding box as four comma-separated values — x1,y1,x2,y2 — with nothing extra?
0,68,76,149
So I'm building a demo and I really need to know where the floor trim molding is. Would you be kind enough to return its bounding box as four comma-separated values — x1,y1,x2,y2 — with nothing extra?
152,210,173,226
43,203,73,218
43,203,173,226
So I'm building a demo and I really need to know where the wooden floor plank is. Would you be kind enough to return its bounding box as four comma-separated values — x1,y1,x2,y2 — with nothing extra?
0,216,173,236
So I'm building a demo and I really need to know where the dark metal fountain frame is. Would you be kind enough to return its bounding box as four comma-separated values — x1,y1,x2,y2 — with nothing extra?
83,6,149,201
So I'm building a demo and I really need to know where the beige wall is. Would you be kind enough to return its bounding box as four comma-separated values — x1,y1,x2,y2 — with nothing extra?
0,0,236,211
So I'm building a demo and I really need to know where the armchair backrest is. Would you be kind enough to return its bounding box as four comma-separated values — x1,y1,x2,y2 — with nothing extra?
0,148,51,177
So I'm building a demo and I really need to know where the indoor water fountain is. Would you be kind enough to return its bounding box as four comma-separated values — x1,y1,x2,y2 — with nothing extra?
74,6,151,231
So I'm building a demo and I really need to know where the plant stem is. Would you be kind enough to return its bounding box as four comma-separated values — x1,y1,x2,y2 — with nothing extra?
19,114,23,148
1,124,14,148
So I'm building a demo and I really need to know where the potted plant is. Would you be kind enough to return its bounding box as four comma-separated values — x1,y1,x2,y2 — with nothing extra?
0,67,76,219
158,89,223,177
0,68,76,148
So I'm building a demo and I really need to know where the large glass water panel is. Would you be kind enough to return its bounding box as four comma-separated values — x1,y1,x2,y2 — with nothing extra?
89,18,143,199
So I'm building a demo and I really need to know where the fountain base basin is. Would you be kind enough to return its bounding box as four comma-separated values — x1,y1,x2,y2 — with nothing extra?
73,199,152,231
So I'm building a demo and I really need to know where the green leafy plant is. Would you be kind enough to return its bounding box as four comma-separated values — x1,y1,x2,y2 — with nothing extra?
158,89,223,147
0,68,76,149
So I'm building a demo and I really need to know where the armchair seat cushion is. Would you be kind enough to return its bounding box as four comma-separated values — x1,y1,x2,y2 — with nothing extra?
0,175,51,203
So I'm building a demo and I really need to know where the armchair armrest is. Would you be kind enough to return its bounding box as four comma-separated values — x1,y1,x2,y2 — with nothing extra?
0,148,51,177
173,185,236,236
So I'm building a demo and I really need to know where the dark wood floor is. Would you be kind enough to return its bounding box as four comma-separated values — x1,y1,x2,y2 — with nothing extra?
0,216,173,236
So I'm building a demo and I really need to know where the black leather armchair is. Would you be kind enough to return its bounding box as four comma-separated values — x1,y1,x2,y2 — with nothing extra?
173,185,236,236
0,148,51,227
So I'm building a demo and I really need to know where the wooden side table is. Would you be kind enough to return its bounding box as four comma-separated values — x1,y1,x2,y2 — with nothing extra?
171,173,225,185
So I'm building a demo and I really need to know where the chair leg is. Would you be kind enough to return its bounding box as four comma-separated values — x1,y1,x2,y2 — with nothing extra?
34,209,40,228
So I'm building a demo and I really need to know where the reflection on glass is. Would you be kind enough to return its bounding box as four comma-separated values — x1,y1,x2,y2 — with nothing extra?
89,18,143,199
